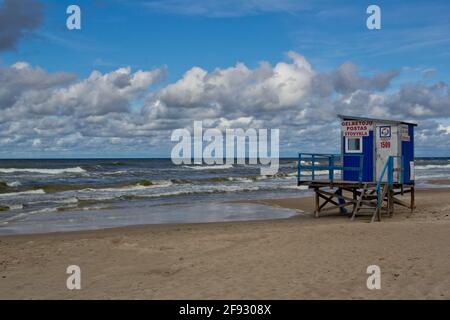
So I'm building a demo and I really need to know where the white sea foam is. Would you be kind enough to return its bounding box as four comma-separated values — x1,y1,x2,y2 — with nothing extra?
103,170,128,175
8,204,24,210
2,213,28,223
22,196,79,207
80,205,111,211
279,161,297,168
75,183,265,201
300,160,321,166
59,197,79,204
6,181,22,187
79,181,173,193
415,173,450,180
0,167,86,174
227,177,254,183
134,185,262,198
183,164,233,170
0,189,45,197
27,207,58,215
1,207,58,223
300,170,329,176
415,164,450,170
280,185,309,190
78,195,118,201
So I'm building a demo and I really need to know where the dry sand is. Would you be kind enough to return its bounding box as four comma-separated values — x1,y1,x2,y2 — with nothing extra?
0,189,449,299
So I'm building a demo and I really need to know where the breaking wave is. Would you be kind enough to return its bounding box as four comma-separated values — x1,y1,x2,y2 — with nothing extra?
6,181,22,187
103,170,128,175
415,164,450,170
79,180,173,193
183,164,234,170
0,189,46,197
128,184,262,199
0,167,86,174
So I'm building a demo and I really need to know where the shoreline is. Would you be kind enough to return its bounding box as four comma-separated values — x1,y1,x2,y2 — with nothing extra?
0,173,447,236
0,187,447,238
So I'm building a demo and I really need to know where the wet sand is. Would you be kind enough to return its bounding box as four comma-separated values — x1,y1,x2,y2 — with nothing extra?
0,189,449,299
427,179,450,186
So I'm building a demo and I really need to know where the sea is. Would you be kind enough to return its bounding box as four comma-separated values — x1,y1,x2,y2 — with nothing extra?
0,157,449,234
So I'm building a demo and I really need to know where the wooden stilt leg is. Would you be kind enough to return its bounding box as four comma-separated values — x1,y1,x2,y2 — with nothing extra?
389,187,394,217
314,188,319,218
410,186,415,214
352,189,357,218
376,185,387,222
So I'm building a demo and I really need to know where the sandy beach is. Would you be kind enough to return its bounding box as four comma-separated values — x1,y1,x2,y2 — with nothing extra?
2,0,450,304
1,188,449,299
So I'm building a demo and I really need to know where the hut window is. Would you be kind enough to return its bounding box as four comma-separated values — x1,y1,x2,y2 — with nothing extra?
345,137,363,153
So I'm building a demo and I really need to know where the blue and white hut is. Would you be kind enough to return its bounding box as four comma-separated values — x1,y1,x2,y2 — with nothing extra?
297,114,417,222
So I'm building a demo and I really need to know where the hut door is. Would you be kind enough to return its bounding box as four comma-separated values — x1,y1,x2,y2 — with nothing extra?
375,125,399,182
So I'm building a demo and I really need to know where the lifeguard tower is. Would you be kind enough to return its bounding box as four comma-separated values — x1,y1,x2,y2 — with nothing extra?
297,115,417,222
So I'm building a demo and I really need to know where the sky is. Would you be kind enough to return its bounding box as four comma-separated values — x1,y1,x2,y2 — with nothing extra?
0,0,449,158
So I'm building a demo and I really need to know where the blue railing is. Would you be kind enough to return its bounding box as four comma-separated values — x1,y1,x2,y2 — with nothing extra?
375,156,404,208
298,153,364,184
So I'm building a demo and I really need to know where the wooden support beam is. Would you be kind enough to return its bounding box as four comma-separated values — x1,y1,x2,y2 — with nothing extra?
314,188,319,218
389,187,394,217
394,189,412,195
315,188,355,215
393,197,412,209
316,189,356,203
320,202,354,213
376,185,389,222
318,193,340,209
303,182,415,222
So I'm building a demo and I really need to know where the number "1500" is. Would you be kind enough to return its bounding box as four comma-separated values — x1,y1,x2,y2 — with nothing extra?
380,141,391,148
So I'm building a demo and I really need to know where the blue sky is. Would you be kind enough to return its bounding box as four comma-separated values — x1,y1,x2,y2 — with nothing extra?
4,0,450,83
1,0,450,157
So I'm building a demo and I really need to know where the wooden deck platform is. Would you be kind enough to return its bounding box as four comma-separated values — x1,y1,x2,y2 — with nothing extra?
298,179,415,222
298,179,412,189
